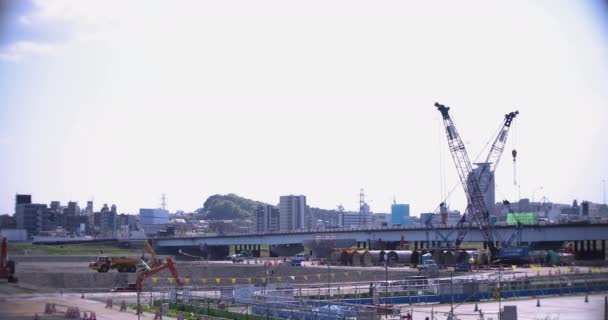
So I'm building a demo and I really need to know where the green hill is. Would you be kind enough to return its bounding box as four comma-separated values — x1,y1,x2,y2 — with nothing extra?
200,194,268,220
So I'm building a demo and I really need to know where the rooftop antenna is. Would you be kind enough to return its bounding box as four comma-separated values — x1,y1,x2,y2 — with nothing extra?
161,194,167,210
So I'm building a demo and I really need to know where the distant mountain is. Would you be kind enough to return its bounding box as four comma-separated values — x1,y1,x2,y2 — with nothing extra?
198,194,269,220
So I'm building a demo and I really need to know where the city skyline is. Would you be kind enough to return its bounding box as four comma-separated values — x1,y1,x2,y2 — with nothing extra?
1,1,608,215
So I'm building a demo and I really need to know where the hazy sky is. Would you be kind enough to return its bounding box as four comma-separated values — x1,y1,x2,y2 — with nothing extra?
1,1,607,216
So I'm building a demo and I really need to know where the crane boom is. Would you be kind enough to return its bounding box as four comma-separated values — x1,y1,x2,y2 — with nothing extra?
456,110,519,245
435,102,496,253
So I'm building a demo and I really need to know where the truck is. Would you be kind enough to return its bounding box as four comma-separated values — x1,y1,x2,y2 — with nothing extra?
89,256,139,273
289,253,309,266
230,251,253,263
417,260,438,272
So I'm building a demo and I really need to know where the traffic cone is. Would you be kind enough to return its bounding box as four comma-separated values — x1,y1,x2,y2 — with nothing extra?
585,295,589,303
474,303,478,311
536,298,541,307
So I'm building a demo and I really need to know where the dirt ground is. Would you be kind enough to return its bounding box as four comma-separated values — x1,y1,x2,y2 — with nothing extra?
0,283,176,320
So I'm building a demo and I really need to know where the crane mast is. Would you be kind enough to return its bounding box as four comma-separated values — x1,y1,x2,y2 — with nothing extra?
456,110,519,246
435,102,496,253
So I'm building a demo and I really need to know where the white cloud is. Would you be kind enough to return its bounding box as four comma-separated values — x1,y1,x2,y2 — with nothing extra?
23,0,120,29
0,41,55,62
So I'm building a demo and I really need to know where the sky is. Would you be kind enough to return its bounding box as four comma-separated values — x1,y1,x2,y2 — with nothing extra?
0,0,607,216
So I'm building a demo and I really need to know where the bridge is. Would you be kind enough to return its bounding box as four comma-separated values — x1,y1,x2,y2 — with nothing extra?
154,223,608,259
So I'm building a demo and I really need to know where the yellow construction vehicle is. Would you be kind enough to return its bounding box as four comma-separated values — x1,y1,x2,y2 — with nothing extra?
89,256,139,273
143,240,161,268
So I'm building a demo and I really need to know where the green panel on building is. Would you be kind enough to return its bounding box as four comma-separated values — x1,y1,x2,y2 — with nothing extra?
507,212,538,225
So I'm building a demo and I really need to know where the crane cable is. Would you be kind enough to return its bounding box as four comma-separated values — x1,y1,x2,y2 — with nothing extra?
512,117,518,186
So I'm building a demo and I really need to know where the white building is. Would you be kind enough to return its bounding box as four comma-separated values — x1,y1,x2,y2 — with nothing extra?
253,204,280,232
372,213,390,227
139,208,169,234
467,162,495,214
339,211,373,228
279,195,306,231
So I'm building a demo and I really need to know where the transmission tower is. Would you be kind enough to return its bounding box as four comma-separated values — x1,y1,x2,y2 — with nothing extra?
161,194,167,210
359,188,366,225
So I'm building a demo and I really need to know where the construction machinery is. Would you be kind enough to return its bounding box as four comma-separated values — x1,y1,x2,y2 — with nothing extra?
143,240,161,268
136,257,183,318
90,240,160,273
89,255,139,273
137,257,182,291
435,102,519,257
493,201,529,264
494,222,528,264
0,237,17,283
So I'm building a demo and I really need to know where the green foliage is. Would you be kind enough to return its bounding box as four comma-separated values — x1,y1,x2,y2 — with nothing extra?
199,194,268,220
8,243,137,256
151,301,278,320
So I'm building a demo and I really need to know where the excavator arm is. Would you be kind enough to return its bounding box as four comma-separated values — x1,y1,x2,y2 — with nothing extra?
143,240,159,268
136,258,183,291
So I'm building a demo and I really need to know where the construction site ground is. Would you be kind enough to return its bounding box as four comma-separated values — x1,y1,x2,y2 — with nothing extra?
2,256,607,319
0,284,177,320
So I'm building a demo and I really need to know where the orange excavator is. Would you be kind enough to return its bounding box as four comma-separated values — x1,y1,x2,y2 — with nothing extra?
110,257,182,293
1,237,17,283
136,257,182,291
135,258,183,316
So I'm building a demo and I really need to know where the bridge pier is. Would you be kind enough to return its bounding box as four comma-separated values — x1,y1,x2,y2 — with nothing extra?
574,239,605,260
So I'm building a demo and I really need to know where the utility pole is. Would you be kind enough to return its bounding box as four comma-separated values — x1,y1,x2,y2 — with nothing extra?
385,262,389,309
532,186,543,203
327,256,332,319
450,271,454,319
498,266,502,320
603,179,606,205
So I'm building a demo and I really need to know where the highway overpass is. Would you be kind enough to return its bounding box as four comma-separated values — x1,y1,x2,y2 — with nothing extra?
154,223,608,257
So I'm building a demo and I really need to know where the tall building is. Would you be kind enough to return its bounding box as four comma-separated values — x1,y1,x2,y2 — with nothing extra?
391,204,410,225
50,201,61,212
371,213,389,227
358,203,372,225
14,195,47,236
85,201,94,212
97,204,117,236
62,201,83,234
279,195,306,231
253,204,280,232
139,208,170,234
340,211,366,228
467,162,495,214
15,194,32,206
